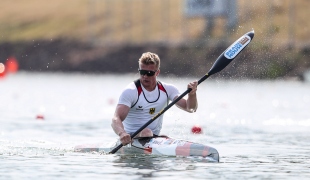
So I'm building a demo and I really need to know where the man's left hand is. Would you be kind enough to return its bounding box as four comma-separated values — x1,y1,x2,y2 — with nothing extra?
188,81,198,95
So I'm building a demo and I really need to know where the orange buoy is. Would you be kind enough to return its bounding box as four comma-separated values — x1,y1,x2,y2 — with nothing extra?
6,56,19,73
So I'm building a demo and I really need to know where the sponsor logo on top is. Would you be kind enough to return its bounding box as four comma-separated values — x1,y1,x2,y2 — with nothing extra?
136,106,143,111
224,35,251,59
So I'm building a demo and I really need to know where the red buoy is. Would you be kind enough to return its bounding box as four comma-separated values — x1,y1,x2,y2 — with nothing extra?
108,98,115,105
191,125,203,134
36,115,45,120
0,63,6,78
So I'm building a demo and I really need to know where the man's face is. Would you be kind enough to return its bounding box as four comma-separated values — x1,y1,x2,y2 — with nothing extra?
139,63,160,90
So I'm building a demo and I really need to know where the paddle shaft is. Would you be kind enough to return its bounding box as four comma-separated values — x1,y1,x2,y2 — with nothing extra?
109,30,254,154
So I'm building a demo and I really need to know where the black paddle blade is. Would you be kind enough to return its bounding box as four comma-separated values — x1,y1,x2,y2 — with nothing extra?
208,30,255,76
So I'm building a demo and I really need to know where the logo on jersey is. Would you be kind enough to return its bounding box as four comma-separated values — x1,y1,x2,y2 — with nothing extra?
149,108,155,114
136,106,143,111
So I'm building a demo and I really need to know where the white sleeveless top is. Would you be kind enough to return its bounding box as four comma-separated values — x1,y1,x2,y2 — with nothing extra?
118,80,180,135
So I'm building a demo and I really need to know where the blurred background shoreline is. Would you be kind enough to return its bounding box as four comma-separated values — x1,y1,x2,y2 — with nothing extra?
0,0,309,80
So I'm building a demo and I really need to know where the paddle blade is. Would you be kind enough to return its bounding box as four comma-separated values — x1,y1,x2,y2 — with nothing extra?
208,30,255,76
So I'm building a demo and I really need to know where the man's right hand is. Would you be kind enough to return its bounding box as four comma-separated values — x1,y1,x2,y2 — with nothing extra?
119,132,131,145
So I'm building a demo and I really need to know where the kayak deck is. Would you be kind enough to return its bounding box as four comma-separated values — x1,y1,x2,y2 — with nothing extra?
74,136,219,162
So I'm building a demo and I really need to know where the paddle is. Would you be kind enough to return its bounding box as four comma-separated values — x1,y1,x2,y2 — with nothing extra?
109,30,255,154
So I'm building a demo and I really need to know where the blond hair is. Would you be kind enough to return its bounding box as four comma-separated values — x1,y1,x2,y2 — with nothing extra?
138,52,160,69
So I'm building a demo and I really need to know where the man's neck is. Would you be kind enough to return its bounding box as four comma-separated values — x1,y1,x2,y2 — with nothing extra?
142,83,157,92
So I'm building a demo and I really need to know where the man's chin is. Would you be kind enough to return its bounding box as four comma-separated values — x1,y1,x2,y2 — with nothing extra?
142,79,150,84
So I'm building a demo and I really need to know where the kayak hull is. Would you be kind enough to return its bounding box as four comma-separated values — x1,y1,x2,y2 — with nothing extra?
74,136,219,162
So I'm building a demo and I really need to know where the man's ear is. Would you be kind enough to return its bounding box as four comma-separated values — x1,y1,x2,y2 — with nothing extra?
156,69,160,76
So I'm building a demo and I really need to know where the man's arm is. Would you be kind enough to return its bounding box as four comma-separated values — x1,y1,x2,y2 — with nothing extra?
111,104,131,145
175,81,198,113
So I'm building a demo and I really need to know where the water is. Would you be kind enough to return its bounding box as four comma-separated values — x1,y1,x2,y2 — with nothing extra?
1,72,310,179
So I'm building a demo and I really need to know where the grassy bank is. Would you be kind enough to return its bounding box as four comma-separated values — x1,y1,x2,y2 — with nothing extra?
1,0,309,45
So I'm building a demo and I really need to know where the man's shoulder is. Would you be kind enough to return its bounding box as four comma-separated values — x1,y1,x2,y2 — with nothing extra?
119,81,139,105
158,81,180,100
158,81,177,90
121,82,139,95
125,81,137,89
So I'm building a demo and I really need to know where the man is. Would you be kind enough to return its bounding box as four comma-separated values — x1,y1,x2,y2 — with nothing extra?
111,52,198,145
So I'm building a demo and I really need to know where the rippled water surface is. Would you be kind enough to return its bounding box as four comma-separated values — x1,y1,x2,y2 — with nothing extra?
1,72,310,179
